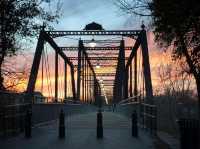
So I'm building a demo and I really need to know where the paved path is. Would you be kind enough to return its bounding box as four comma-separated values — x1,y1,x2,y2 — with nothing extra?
1,112,155,149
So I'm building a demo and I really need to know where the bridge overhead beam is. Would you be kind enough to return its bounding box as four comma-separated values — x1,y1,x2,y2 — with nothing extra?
60,47,133,51
46,30,141,38
95,73,116,76
43,32,73,66
69,57,129,61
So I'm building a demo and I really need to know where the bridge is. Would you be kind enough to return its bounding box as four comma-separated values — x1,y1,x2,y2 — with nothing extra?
0,23,179,149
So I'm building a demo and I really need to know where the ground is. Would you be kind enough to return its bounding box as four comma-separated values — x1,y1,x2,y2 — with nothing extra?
1,112,157,149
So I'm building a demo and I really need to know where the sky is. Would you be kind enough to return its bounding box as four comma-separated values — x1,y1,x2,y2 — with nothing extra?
4,0,196,101
51,0,143,30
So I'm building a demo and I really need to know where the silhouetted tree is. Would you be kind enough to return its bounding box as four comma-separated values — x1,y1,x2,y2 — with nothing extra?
116,0,200,121
114,0,152,16
0,0,61,90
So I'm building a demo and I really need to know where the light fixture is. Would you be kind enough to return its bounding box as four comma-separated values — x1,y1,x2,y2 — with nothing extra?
89,36,96,47
99,79,103,83
96,61,100,69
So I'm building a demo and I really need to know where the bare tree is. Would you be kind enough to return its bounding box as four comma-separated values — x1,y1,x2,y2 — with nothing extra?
2,54,30,92
114,0,152,16
157,63,193,96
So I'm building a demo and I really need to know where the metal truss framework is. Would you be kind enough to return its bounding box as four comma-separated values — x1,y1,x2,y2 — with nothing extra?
27,27,153,104
60,47,133,51
46,30,141,38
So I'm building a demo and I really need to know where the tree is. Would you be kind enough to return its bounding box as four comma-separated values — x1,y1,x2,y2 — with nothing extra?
0,0,61,90
150,0,200,121
116,0,200,121
157,63,193,96
114,0,152,16
2,54,31,91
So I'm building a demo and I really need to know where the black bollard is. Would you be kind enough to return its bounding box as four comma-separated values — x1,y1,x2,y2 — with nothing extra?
97,110,103,139
25,110,32,138
178,119,199,149
132,110,138,137
59,109,65,139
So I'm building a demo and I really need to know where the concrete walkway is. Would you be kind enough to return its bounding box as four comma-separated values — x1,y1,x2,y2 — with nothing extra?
1,112,155,149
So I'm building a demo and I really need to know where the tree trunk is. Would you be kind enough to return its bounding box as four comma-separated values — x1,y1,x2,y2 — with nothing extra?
194,76,200,144
0,48,6,91
195,77,200,118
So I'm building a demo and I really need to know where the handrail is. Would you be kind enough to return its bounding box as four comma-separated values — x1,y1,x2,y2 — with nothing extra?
118,95,140,105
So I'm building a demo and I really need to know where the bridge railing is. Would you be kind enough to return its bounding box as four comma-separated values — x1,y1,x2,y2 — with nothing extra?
0,103,31,137
31,103,97,126
118,96,139,106
140,103,157,135
116,98,157,135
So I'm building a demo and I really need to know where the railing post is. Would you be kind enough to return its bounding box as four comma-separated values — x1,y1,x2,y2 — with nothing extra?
59,109,65,139
25,110,32,138
97,110,103,139
178,119,199,149
150,107,153,134
153,106,157,136
2,107,6,137
132,110,138,137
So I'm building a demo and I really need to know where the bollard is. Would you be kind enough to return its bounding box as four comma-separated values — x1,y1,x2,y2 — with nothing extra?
59,109,65,139
25,110,32,138
132,110,138,137
178,119,199,149
97,110,103,139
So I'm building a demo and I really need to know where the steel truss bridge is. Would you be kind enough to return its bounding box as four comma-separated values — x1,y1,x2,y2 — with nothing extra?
26,25,153,104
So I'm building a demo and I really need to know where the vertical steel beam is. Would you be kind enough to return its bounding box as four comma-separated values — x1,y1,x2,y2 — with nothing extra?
120,40,125,100
86,63,89,102
70,65,76,100
124,68,129,99
55,51,58,102
89,71,92,102
26,31,45,102
113,40,125,103
140,29,153,103
130,63,133,97
84,57,86,102
64,61,67,99
77,40,83,100
82,56,85,102
134,51,138,100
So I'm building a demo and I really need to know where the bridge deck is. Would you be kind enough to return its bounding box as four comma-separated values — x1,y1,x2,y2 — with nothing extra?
1,112,155,149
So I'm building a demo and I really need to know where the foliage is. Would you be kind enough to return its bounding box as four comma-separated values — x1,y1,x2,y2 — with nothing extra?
151,0,200,70
0,0,62,90
0,0,61,54
116,0,200,121
114,0,152,16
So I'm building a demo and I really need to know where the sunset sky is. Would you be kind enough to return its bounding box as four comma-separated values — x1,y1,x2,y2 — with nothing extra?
3,0,195,100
